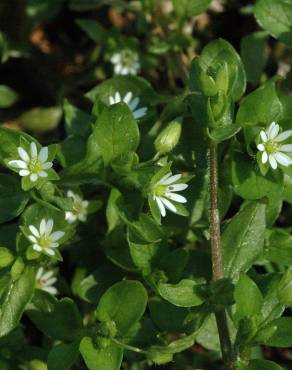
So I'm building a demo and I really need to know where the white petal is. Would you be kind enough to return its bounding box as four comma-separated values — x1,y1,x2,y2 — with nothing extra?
121,67,129,75
28,235,37,243
18,147,30,162
275,152,292,167
42,270,54,280
49,231,65,242
160,174,182,185
30,142,38,158
8,160,27,169
274,130,292,142
36,267,44,280
123,91,133,104
42,286,58,295
165,192,187,203
38,171,48,177
269,123,280,140
30,173,38,182
82,200,89,208
133,107,147,119
266,122,276,137
38,147,48,163
159,173,172,184
42,161,53,169
44,248,55,256
129,97,139,111
40,219,47,235
33,244,42,252
111,54,121,63
114,64,122,74
160,197,177,213
45,277,57,285
280,144,292,152
155,197,166,217
109,96,115,105
257,144,265,152
19,170,30,177
45,219,54,234
50,242,59,248
115,92,121,103
260,131,268,143
29,225,40,237
269,154,278,169
262,151,268,164
167,183,188,192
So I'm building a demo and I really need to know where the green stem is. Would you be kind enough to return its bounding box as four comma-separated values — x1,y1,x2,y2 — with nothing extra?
209,141,236,370
111,338,147,354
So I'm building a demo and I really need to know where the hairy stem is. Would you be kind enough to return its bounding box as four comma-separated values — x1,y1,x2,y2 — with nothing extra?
209,142,235,369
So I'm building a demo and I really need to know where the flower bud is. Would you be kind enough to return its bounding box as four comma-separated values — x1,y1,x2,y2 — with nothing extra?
155,120,182,154
10,257,25,281
99,320,117,338
0,247,14,268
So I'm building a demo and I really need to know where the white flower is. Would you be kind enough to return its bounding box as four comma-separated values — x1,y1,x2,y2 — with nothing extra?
109,91,147,119
257,122,292,170
65,190,89,224
153,173,188,217
110,49,140,76
28,218,65,256
8,142,53,182
35,267,58,295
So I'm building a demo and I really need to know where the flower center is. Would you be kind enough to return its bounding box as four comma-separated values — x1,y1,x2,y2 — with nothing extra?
29,157,42,174
121,50,136,67
154,184,167,197
265,141,280,154
38,236,50,248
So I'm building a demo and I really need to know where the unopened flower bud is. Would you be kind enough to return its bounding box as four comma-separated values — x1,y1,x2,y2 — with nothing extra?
155,120,182,153
0,247,14,268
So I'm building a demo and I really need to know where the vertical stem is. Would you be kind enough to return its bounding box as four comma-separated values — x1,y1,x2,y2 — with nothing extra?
209,142,235,370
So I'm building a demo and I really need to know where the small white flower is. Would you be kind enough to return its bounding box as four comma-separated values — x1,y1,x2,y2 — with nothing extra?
257,122,292,170
153,173,188,217
35,267,58,295
109,91,148,119
28,218,65,256
8,142,53,182
65,190,89,224
110,49,140,76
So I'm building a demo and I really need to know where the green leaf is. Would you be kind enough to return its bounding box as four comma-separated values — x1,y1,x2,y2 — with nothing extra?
247,359,283,370
0,265,36,337
208,124,241,142
95,280,147,336
48,340,80,370
236,80,282,126
0,85,18,108
235,274,263,320
264,228,292,265
93,103,139,166
158,279,204,307
0,174,29,224
69,0,102,11
17,107,62,132
76,19,106,44
79,337,123,370
231,152,284,200
264,317,292,347
240,31,268,84
172,0,212,18
222,201,266,281
27,298,83,341
254,0,292,45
